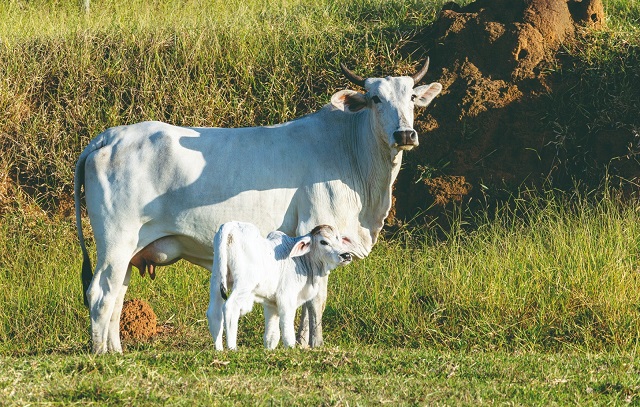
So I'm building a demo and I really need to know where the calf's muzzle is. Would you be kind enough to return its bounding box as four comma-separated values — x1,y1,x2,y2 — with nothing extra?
340,252,353,263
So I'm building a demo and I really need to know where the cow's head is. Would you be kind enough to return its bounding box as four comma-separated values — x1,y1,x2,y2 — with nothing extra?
331,58,442,151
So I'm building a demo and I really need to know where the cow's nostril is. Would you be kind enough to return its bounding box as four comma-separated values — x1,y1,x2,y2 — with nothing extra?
393,131,404,144
393,130,418,145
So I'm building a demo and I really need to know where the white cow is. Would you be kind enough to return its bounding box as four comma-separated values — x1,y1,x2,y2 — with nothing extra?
75,60,442,353
207,222,354,350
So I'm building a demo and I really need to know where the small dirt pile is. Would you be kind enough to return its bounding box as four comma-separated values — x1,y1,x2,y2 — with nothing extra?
394,0,609,219
120,298,158,341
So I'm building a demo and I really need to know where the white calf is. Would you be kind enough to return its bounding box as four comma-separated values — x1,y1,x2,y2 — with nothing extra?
207,222,353,350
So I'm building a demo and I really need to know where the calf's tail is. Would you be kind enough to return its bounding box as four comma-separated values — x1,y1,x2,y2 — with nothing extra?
213,225,231,301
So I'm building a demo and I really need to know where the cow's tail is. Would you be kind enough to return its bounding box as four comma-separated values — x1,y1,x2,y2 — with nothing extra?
213,225,230,301
74,133,108,308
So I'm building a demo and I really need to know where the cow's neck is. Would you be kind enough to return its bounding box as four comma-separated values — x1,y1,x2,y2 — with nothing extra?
347,111,404,247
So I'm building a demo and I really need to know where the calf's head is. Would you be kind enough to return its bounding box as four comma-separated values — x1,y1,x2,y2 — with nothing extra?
331,58,442,151
288,225,355,270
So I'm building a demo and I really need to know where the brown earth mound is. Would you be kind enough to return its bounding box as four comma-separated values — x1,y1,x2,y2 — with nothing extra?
393,0,614,220
120,298,158,341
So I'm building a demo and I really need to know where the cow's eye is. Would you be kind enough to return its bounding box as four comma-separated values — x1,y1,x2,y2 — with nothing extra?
320,240,329,246
411,94,417,102
371,95,381,104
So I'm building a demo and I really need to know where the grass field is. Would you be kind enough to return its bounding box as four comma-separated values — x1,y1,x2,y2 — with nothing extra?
4,190,640,403
2,0,640,404
4,347,640,405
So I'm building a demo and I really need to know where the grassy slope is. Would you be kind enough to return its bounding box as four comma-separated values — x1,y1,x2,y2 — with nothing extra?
0,0,448,212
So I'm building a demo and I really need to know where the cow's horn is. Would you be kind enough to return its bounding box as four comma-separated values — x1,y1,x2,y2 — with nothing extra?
411,57,430,85
340,63,366,88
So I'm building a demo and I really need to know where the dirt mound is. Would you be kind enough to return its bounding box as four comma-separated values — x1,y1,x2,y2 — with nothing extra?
120,298,158,341
394,0,610,220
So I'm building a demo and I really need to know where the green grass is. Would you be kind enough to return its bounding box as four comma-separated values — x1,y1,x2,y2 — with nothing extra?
3,189,640,356
3,347,640,405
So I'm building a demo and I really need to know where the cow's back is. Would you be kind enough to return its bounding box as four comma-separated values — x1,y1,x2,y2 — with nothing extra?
83,110,379,260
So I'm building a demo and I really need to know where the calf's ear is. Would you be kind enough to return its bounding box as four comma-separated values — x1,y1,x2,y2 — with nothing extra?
289,236,312,258
413,82,442,107
331,90,368,113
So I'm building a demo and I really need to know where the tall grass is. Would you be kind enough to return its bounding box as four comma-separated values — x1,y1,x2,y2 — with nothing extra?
3,190,640,354
329,190,640,352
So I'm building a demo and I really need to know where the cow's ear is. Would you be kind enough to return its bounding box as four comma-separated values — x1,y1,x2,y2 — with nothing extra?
289,236,312,258
413,82,442,107
331,90,368,113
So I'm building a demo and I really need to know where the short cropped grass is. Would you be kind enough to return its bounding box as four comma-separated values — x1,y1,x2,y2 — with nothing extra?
3,346,640,405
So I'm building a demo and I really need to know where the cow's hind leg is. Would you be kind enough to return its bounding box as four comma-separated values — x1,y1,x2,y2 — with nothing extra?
86,250,132,354
206,272,225,350
106,265,133,353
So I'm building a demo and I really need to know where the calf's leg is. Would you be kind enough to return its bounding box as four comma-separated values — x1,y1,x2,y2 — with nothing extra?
263,303,280,349
279,300,298,348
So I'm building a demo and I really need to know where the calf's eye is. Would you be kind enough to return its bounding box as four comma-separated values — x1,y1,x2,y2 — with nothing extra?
411,95,416,102
320,240,329,246
371,95,381,104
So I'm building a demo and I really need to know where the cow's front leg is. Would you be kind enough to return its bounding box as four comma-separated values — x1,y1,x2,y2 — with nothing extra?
297,276,328,347
308,275,328,347
297,304,310,347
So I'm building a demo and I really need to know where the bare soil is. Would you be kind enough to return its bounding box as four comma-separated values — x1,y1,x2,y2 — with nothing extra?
392,0,633,221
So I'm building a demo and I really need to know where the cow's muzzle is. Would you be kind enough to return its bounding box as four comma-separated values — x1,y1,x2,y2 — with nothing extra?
393,129,419,149
340,252,353,263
